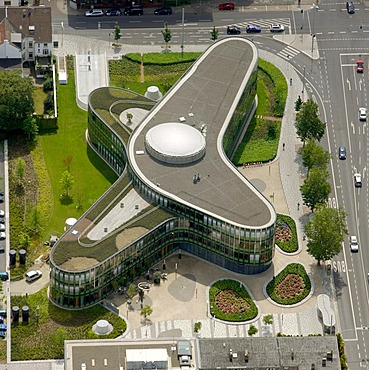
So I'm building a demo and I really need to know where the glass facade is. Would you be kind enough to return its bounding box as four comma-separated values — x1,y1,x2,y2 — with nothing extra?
49,40,276,309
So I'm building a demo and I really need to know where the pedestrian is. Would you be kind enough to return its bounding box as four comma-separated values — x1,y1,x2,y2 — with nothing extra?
282,143,285,151
290,78,292,86
297,202,300,210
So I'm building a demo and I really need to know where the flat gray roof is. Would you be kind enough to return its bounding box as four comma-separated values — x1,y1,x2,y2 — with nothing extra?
129,38,275,229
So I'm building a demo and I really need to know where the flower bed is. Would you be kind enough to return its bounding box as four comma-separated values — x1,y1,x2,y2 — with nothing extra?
209,279,258,322
275,214,298,253
266,263,311,305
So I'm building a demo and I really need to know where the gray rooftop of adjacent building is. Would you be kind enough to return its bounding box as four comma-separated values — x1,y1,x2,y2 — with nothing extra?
129,38,275,228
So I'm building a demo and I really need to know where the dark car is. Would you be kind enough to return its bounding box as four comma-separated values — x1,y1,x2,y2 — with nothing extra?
105,8,121,16
227,26,241,35
246,24,262,33
346,1,355,13
218,2,234,10
339,146,347,160
154,6,172,15
124,6,143,16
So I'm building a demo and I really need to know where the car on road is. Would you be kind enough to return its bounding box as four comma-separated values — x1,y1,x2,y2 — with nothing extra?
357,59,364,73
105,8,121,16
218,2,234,10
246,24,262,33
359,107,367,121
25,270,42,283
227,26,241,35
270,24,285,32
354,173,362,187
84,9,104,17
350,235,359,252
154,6,172,15
346,1,355,13
339,146,347,160
124,6,143,15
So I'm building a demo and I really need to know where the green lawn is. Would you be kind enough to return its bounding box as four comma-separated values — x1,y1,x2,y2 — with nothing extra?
11,288,126,360
39,73,117,237
33,87,47,115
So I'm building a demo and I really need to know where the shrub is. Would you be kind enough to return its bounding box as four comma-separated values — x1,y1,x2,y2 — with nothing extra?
275,214,298,253
263,314,273,325
266,263,311,305
43,92,54,114
248,325,258,336
258,59,287,117
209,279,258,322
43,75,53,92
194,322,202,333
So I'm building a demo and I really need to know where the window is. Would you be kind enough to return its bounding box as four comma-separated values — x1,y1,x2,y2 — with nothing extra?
28,53,33,59
43,49,48,55
4,1,11,5
43,43,47,47
28,42,32,48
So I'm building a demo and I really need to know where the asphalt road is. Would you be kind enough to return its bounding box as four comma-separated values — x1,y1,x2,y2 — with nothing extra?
48,1,369,368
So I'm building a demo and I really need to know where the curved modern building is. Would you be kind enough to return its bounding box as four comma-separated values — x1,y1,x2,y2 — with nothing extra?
49,38,277,309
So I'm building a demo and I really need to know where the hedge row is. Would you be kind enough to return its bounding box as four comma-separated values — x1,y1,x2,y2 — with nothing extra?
124,52,201,65
209,279,258,322
275,213,298,253
266,263,311,305
258,58,287,117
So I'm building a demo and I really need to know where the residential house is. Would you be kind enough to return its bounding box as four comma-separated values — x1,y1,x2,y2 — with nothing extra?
0,6,52,76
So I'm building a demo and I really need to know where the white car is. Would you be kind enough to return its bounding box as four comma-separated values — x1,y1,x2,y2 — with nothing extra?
359,107,367,121
0,225,5,231
270,24,285,32
25,270,42,282
0,210,4,217
84,9,104,17
0,232,5,240
350,235,358,252
354,173,362,187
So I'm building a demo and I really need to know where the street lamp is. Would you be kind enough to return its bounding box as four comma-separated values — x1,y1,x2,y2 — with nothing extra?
310,3,319,56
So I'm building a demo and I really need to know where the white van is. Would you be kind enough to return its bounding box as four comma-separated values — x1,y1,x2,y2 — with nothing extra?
25,270,42,282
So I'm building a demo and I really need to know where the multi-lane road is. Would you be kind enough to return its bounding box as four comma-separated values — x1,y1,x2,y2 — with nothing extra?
53,1,369,367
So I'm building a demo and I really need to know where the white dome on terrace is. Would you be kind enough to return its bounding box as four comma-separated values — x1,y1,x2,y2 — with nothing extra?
145,122,206,165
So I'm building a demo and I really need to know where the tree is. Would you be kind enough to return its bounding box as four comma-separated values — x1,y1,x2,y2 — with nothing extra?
44,92,54,114
301,139,330,176
0,71,34,132
210,26,219,41
295,95,303,111
59,170,75,197
140,304,153,322
127,283,137,300
194,322,202,333
114,24,121,42
305,205,348,264
27,205,44,235
18,232,30,249
126,112,133,124
23,117,38,140
300,167,331,212
263,314,273,325
15,158,26,187
161,22,172,49
295,99,325,145
63,155,74,171
248,325,258,336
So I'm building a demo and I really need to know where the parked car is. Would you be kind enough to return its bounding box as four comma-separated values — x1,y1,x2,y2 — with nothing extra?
0,272,8,281
0,225,5,232
0,196,4,203
357,59,364,73
124,6,143,15
246,24,262,33
270,24,285,32
354,173,362,187
338,146,347,160
105,8,121,16
84,9,104,17
346,1,355,13
227,26,241,35
218,2,234,10
154,6,172,15
359,107,367,121
0,232,5,240
0,211,4,217
350,235,358,252
25,270,42,283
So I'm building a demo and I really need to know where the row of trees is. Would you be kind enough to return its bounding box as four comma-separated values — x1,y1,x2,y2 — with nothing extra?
294,99,348,264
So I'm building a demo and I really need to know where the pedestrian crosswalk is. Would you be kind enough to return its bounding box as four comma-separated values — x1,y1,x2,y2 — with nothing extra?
277,45,300,60
223,18,291,33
